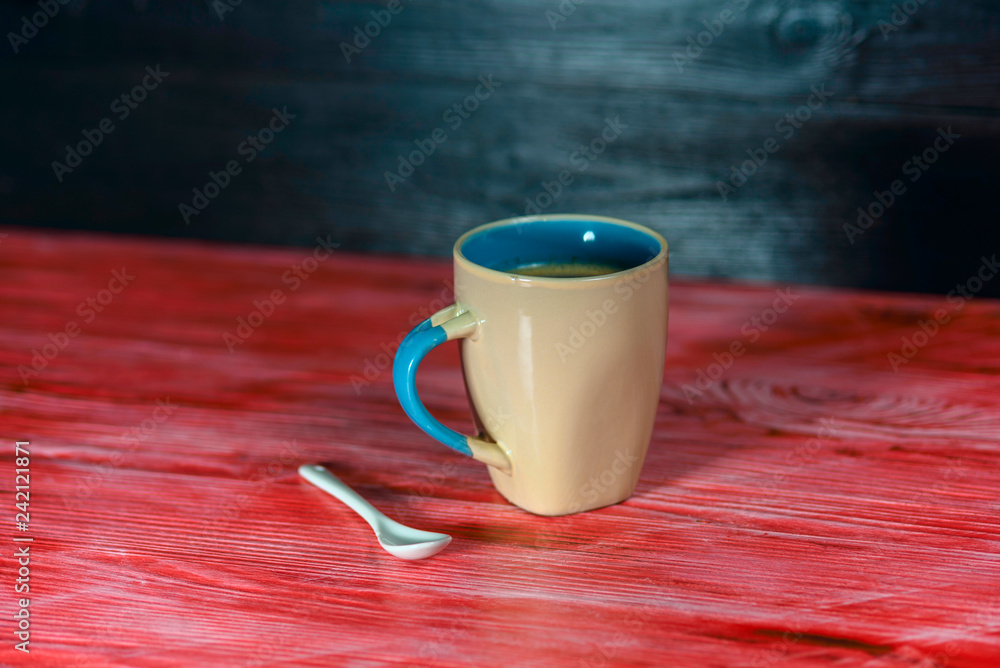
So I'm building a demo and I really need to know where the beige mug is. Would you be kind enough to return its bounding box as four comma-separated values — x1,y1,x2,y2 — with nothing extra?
393,214,668,515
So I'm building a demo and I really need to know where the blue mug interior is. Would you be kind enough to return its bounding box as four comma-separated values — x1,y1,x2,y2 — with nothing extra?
461,219,661,274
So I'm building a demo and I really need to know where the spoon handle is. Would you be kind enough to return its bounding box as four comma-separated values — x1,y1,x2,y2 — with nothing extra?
298,464,385,530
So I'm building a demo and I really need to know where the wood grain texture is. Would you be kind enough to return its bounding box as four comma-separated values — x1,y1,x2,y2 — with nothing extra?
1,1,998,296
0,226,998,666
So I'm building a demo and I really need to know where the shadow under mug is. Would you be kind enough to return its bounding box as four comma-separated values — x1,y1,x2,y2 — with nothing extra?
393,214,668,515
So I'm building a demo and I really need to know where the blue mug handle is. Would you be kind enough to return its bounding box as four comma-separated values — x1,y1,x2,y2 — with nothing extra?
393,305,512,475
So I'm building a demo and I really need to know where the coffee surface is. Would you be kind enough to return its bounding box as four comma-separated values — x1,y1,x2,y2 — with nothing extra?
506,261,627,278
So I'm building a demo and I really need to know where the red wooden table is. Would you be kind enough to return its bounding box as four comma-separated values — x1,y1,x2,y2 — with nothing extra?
1,227,998,667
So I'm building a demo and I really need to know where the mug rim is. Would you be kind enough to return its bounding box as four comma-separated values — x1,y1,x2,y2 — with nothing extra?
453,214,668,286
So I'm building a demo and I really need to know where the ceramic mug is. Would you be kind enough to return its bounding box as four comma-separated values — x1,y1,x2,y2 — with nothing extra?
393,214,668,515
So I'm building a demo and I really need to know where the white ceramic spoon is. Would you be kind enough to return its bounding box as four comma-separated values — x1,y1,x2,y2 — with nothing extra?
298,464,451,560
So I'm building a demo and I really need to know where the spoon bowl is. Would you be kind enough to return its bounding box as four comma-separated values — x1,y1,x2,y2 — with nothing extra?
375,521,451,560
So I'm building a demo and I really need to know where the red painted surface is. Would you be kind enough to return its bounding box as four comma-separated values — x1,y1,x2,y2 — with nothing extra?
1,226,998,667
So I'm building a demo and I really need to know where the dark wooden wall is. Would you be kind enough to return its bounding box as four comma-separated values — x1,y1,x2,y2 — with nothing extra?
2,0,999,295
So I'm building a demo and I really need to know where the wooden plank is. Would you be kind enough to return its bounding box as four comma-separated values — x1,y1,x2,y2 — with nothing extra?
0,226,998,665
